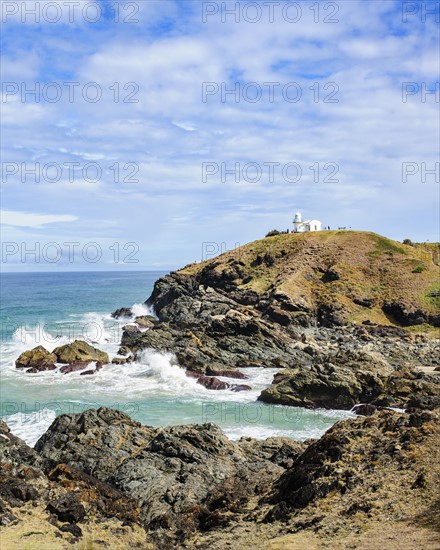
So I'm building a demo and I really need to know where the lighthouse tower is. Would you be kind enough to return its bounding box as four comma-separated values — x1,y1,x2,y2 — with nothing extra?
293,211,302,232
292,211,322,233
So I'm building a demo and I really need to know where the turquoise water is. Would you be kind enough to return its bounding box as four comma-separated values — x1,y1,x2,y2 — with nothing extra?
0,271,351,445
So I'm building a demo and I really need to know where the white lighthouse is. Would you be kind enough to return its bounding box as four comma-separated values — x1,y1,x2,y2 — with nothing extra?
293,211,322,233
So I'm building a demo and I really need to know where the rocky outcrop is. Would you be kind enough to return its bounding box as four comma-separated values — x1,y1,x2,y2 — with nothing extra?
1,407,439,549
111,307,133,319
15,340,109,375
114,232,439,408
383,301,440,327
15,346,57,373
266,408,440,538
31,408,305,542
258,348,440,410
53,340,109,365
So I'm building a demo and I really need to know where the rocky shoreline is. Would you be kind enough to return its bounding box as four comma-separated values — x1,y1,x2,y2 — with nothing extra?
5,232,440,547
111,262,439,412
1,407,439,549
15,233,440,412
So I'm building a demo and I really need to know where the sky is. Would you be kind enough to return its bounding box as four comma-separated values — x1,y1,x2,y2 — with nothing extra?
1,0,439,272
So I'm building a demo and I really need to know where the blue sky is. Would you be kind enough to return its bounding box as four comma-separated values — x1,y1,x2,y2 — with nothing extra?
1,0,439,271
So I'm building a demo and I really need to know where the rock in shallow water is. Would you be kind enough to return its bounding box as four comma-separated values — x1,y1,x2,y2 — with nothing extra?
53,340,109,365
15,346,57,373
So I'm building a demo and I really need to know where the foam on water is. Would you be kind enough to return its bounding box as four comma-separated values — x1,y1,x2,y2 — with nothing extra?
1,294,351,448
4,408,57,447
131,302,155,318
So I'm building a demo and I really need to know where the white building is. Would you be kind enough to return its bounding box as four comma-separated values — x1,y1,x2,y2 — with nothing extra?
293,211,322,233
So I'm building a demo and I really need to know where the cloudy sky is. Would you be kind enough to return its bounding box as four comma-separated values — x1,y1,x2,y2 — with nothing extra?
1,0,439,271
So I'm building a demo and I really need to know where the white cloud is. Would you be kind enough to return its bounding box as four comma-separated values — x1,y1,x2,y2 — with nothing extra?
1,210,78,228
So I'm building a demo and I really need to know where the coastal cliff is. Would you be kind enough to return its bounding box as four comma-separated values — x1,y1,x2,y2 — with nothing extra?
117,231,440,411
4,232,440,547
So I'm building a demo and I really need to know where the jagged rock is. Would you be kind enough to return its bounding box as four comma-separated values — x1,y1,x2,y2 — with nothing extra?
33,408,295,532
111,307,133,319
35,408,159,477
383,301,440,327
48,464,141,524
53,340,109,365
47,493,86,523
1,404,439,548
238,437,307,469
259,350,395,409
191,373,230,390
267,409,440,527
15,346,57,372
0,419,39,467
122,324,140,333
60,361,90,374
134,315,157,328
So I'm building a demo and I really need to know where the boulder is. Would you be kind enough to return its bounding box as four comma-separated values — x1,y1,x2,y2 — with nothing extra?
53,340,109,365
134,315,157,328
60,361,90,374
15,346,57,373
46,493,86,523
195,374,230,390
259,350,393,410
122,324,140,333
111,307,133,319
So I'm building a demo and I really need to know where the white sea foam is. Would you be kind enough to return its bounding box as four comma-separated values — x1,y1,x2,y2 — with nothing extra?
131,302,155,318
1,306,350,447
4,408,57,447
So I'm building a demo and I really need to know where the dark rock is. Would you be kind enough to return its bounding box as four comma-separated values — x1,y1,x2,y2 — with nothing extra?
267,306,291,326
352,403,380,416
353,297,375,308
111,307,133,319
0,420,39,467
259,350,393,410
60,361,90,374
33,408,290,533
35,408,158,478
122,324,140,333
382,302,436,327
205,366,248,379
321,268,340,283
47,493,86,523
59,523,83,537
230,384,252,392
196,374,230,390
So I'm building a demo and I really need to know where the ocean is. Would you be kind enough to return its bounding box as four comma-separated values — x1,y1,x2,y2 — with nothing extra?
0,271,352,446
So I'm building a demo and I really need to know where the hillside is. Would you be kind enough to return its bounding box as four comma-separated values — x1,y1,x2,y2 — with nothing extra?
180,231,439,328
109,230,440,413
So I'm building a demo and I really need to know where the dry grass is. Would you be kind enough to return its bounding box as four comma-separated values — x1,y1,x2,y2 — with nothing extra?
179,231,439,326
0,504,151,550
